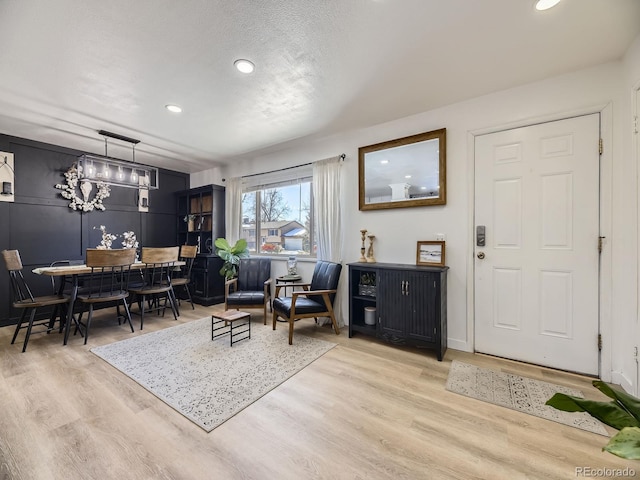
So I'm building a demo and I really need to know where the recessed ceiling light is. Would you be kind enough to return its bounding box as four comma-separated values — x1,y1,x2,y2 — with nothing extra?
234,59,255,74
165,104,182,113
535,0,561,11
380,159,389,164
405,175,412,179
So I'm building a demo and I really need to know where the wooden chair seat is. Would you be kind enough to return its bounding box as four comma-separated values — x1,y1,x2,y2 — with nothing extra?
13,294,70,309
128,246,179,329
2,249,71,352
74,248,137,345
171,245,197,311
77,290,129,303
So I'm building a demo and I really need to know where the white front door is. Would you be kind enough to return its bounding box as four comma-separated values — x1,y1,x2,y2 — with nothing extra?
474,114,600,375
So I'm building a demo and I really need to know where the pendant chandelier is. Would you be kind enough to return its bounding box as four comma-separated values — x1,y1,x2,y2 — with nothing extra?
77,130,159,189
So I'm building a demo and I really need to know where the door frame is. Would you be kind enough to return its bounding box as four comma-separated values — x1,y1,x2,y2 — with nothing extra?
465,103,613,381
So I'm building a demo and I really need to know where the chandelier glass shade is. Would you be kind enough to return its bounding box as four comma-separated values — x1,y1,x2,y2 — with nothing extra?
77,154,158,189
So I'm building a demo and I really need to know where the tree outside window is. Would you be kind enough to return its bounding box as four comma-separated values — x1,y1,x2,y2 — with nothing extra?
241,181,315,256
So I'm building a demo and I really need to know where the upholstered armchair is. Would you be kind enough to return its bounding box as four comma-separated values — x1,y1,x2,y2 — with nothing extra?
272,260,342,345
224,257,272,324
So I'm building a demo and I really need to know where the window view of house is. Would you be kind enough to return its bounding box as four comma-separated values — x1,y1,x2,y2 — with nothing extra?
241,181,315,256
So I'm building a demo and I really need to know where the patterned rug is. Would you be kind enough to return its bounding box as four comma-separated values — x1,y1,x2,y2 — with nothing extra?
446,360,608,436
91,317,336,432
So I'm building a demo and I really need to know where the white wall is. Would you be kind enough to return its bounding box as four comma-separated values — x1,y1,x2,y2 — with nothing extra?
195,48,640,385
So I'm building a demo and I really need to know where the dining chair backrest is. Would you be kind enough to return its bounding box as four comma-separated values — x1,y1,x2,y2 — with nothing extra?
86,248,136,268
178,245,197,278
84,248,137,298
2,249,35,303
140,246,179,288
141,246,180,265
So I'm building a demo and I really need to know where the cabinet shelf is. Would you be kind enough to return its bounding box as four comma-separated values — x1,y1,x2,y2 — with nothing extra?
353,295,377,302
348,262,448,361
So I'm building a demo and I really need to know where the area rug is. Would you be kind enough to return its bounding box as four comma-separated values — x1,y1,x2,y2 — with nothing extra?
91,317,337,432
445,360,608,436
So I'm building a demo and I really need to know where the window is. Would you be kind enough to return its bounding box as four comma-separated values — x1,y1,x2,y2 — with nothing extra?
241,166,315,256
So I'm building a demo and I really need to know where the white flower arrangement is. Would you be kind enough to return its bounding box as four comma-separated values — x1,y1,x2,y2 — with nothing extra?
55,163,110,212
93,226,139,252
121,231,139,250
95,225,117,249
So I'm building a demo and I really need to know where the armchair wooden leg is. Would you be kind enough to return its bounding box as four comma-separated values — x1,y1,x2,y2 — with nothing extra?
329,313,340,335
263,304,267,325
288,318,294,345
324,295,340,335
272,311,278,330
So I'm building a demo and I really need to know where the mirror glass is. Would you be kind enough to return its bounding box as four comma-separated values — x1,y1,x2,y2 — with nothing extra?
359,128,446,210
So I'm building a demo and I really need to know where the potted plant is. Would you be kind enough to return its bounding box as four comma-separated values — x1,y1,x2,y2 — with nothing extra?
546,380,640,459
214,238,250,280
184,214,197,232
359,272,376,297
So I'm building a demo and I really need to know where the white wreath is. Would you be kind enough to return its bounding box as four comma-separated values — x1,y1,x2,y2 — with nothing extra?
55,163,110,212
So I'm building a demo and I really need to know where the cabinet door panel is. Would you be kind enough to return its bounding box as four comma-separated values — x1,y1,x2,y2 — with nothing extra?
378,270,405,336
406,272,437,342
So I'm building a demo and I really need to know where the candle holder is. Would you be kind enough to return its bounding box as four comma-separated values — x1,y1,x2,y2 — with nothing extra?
366,235,376,263
359,229,368,262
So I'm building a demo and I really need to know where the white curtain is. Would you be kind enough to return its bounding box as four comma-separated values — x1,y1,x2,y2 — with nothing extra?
224,177,242,245
313,156,344,326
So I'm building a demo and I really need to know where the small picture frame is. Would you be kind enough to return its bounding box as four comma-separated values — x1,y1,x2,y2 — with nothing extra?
416,240,446,267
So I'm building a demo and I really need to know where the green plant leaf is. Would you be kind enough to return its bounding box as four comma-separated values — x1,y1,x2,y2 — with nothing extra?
546,393,640,430
218,250,232,262
603,427,640,460
230,238,248,254
214,238,230,250
593,381,640,423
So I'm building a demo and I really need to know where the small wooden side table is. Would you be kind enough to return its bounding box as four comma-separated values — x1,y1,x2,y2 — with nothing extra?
276,274,302,297
211,310,251,346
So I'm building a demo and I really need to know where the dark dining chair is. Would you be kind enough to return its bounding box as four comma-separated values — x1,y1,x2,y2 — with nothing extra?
170,245,198,311
2,249,70,352
128,246,180,329
74,248,137,345
272,260,342,345
224,257,272,324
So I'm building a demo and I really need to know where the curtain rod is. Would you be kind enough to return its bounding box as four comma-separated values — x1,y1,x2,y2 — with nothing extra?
222,153,345,181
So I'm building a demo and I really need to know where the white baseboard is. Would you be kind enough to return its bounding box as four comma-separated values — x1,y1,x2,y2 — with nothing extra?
447,338,471,353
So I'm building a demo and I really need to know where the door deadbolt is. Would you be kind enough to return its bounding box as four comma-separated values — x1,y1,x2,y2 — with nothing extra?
477,252,485,259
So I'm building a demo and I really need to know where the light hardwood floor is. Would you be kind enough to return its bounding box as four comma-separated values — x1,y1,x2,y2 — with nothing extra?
0,304,637,480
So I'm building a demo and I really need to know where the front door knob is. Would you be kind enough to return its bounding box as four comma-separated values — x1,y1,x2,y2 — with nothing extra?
477,252,485,259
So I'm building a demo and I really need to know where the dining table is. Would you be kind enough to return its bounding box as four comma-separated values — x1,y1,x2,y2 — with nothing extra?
33,260,185,345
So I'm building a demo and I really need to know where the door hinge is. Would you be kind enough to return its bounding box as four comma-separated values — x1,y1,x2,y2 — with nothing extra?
599,138,603,155
598,236,605,253
598,334,602,351
634,115,638,134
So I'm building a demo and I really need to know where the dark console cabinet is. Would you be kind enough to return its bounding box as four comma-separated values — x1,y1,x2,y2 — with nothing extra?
348,262,448,361
191,254,225,306
176,185,225,306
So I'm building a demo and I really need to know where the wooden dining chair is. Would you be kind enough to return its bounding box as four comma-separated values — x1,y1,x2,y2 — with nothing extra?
128,246,180,329
74,248,137,345
170,245,198,311
2,249,70,352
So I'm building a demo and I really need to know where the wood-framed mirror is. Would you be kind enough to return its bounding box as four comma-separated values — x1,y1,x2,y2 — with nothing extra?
358,128,446,210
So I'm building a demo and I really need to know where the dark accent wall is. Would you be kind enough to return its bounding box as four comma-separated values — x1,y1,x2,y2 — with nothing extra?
0,133,189,326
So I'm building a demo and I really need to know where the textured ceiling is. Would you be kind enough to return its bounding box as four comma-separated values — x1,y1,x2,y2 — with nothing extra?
0,0,639,173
